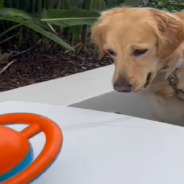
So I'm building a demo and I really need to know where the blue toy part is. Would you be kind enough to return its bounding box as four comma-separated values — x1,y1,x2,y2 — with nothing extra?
0,144,33,182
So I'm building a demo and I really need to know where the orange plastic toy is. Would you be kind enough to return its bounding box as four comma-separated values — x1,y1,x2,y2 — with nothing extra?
0,113,63,184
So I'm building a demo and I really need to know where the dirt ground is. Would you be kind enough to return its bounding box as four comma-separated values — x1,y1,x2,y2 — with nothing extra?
0,34,113,92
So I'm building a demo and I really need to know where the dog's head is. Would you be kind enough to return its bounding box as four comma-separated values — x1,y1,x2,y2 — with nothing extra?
91,7,184,92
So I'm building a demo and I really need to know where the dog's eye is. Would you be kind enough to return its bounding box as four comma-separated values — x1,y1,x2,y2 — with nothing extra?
133,49,148,57
107,49,116,56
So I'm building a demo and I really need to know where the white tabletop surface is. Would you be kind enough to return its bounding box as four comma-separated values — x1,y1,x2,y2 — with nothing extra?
1,101,184,184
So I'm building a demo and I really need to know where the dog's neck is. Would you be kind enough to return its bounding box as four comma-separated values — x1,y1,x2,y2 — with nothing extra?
147,58,184,98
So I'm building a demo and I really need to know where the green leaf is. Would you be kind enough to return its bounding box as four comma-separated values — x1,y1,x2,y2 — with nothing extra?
0,8,53,32
25,23,75,51
0,0,4,9
0,8,33,20
34,8,100,27
0,16,74,51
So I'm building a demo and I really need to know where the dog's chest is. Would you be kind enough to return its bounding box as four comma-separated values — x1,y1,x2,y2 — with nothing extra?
176,58,184,68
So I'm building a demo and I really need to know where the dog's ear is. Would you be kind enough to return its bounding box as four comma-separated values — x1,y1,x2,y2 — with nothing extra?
91,21,105,59
149,9,184,60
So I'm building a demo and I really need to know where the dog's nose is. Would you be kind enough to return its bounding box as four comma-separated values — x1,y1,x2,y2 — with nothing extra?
113,80,133,92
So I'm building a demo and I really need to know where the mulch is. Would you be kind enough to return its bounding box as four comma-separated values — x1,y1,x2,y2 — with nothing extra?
0,42,113,92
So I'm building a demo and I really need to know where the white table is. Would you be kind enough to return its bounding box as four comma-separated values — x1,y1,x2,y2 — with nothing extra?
1,101,184,184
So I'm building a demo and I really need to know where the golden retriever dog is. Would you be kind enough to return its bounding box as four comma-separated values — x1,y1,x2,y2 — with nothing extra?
91,7,184,126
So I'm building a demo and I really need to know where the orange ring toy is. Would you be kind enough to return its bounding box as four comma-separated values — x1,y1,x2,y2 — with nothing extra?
0,113,63,184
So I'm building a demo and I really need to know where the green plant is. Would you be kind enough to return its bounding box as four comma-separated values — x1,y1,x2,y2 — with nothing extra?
62,0,107,49
105,0,143,8
0,0,101,51
141,0,184,12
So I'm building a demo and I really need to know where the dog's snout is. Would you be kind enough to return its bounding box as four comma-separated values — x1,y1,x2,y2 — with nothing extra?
113,78,133,92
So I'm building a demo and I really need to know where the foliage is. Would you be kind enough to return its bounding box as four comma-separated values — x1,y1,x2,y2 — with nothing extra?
142,0,184,12
1,0,184,51
0,0,101,51
105,0,184,12
105,0,148,8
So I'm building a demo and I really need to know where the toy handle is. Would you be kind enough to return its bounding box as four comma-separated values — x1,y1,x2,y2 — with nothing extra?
0,113,63,184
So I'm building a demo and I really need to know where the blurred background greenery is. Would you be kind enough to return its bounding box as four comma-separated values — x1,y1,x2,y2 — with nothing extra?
0,0,184,51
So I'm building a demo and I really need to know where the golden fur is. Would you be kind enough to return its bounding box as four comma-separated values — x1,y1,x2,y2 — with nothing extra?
91,7,184,126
